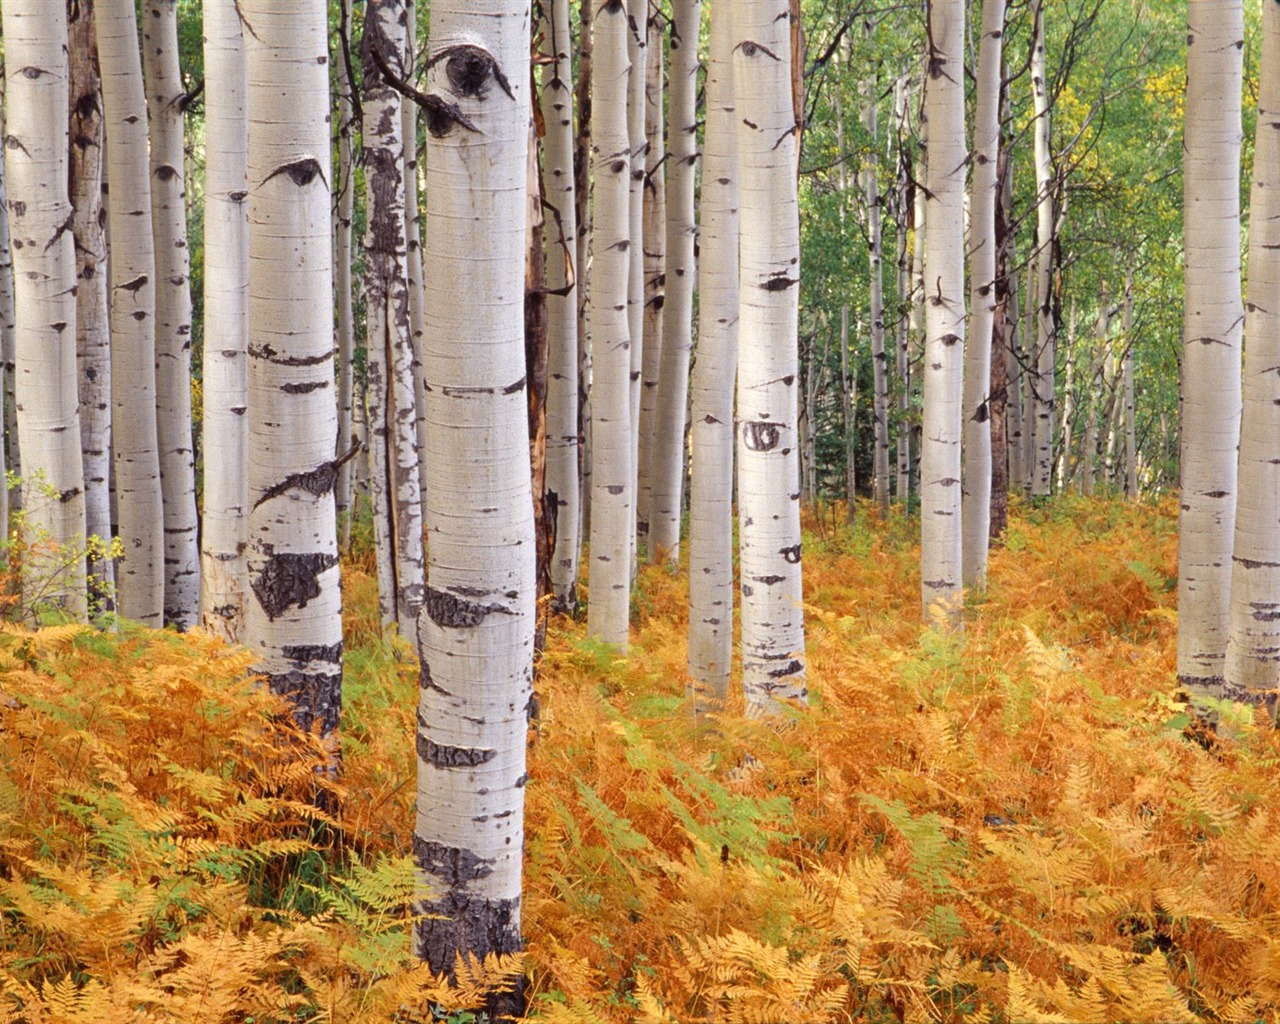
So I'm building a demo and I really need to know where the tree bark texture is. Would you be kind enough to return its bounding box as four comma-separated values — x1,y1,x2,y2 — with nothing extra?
585,2,634,651
919,0,966,628
3,0,87,617
1178,0,1244,701
1029,1,1056,499
862,63,890,516
687,0,738,710
0,77,11,546
200,0,250,642
415,4,534,1001
734,0,807,712
625,0,648,566
335,0,357,552
243,0,343,740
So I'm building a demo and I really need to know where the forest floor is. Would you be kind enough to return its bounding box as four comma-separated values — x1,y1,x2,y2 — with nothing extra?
1,496,1278,1024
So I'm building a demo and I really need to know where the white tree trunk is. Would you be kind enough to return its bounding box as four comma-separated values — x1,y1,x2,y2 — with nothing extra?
98,0,164,624
200,0,249,641
0,77,11,546
649,0,701,561
3,0,87,617
919,0,966,628
335,0,357,550
626,0,648,567
862,63,890,516
687,0,738,709
1224,0,1277,705
403,0,429,513
1020,256,1038,494
1123,270,1137,500
961,0,1004,589
1029,1,1056,499
585,2,634,651
539,0,581,612
635,15,665,550
68,0,114,605
243,0,343,739
143,0,200,628
734,0,806,712
893,75,912,505
1179,0,1244,701
414,3,533,994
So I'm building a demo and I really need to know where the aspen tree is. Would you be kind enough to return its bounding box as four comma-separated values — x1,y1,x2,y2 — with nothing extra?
861,50,890,516
586,1,634,651
1224,0,1278,706
1122,271,1137,500
649,0,701,561
635,12,666,550
1028,0,1056,499
142,0,199,628
200,0,249,641
2,0,87,616
626,0,647,562
734,0,806,711
362,0,426,639
539,0,582,611
1179,0,1244,702
68,0,113,602
919,0,966,627
98,0,164,624
960,0,1004,589
0,80,11,546
404,0,428,506
414,2,533,992
243,0,343,739
335,0,357,551
688,0,738,708
836,67,855,515
893,75,912,504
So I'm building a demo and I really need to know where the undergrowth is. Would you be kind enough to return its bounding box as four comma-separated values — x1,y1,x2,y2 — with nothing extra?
1,496,1278,1022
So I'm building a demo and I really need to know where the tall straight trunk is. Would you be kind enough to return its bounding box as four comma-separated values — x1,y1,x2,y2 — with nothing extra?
862,64,890,515
99,0,163,624
362,0,426,640
200,0,249,641
836,51,855,516
991,102,1016,539
1123,270,1137,499
893,75,912,504
734,0,806,712
1056,304,1077,491
1179,1,1244,702
586,1,634,651
1224,2,1279,705
626,0,648,566
540,0,581,612
649,0,701,561
574,0,593,549
415,5,533,1001
243,0,342,738
635,14,666,550
1020,255,1037,494
143,0,199,628
909,113,927,495
919,0,966,628
3,1,87,617
961,0,1004,587
525,119,553,653
1029,0,1056,499
687,0,738,709
401,0,428,517
0,77,11,546
335,0,357,551
68,0,113,604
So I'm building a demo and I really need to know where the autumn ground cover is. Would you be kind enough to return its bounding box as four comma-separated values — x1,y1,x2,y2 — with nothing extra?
1,497,1278,1023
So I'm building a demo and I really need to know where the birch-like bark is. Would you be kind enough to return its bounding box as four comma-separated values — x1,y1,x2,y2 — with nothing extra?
3,1,87,616
626,0,647,565
403,0,429,510
0,78,11,546
960,0,1003,588
574,0,593,548
734,0,806,711
99,0,163,624
586,1,633,651
909,110,927,495
991,109,1016,539
893,75,912,504
67,0,113,603
1020,256,1037,494
1123,270,1137,500
649,0,701,561
142,0,199,628
862,63,890,515
200,0,249,641
635,13,665,549
243,0,342,739
540,0,581,611
415,4,533,995
1179,1,1244,701
1224,1,1277,706
1029,1,1056,499
688,0,737,706
362,0,426,640
919,0,966,628
335,0,357,551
